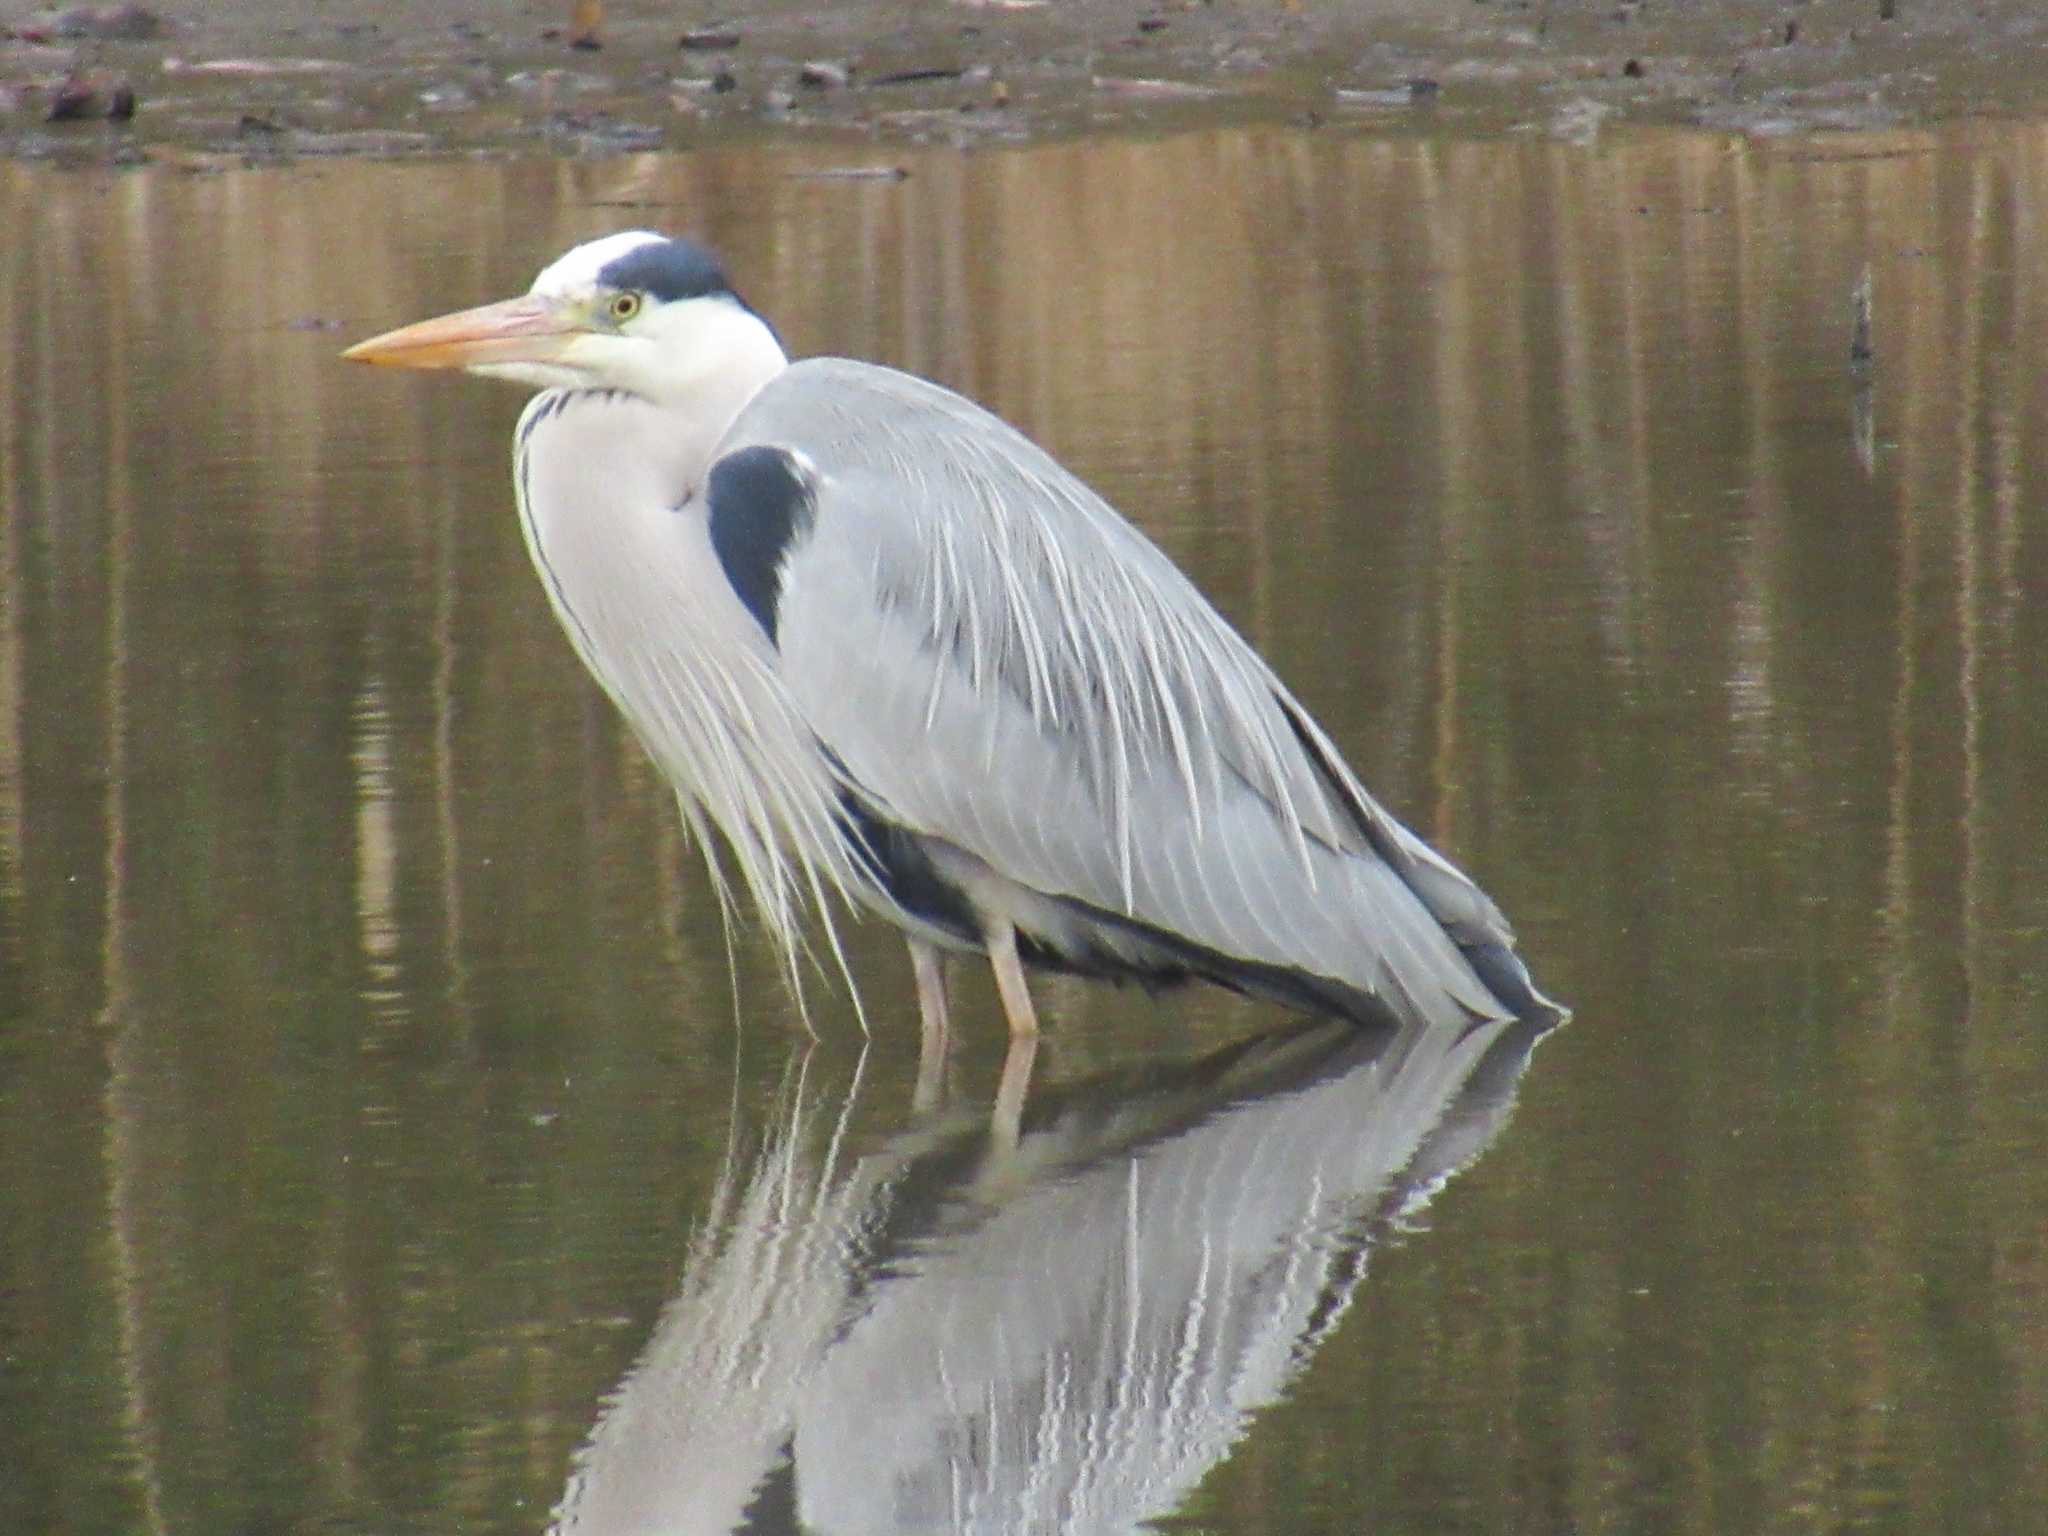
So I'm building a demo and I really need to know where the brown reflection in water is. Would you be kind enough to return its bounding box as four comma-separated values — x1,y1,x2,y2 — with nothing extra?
0,121,2044,1534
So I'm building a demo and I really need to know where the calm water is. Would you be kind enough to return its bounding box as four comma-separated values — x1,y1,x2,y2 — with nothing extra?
3,122,2045,1535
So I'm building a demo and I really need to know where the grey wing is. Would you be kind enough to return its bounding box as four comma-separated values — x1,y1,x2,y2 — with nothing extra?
722,359,1537,1024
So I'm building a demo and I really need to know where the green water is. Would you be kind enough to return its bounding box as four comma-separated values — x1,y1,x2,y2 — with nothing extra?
2,122,2044,1534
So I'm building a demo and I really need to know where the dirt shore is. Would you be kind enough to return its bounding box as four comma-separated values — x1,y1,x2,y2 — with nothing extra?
5,0,2047,161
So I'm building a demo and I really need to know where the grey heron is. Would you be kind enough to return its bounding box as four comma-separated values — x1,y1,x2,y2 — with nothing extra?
344,231,1557,1042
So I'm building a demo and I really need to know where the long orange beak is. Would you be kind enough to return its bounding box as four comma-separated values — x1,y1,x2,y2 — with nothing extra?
342,294,582,370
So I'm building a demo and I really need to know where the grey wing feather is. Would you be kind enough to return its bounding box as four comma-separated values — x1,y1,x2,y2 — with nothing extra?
723,359,1527,1022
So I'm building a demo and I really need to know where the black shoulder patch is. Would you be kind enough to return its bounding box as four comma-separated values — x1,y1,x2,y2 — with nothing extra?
597,237,737,305
706,446,818,644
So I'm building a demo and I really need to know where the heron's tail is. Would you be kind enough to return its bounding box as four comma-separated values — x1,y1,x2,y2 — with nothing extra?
1456,937,1568,1024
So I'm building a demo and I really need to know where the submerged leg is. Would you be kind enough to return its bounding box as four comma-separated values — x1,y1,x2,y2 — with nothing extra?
991,1030,1038,1154
985,920,1040,1039
909,938,950,1114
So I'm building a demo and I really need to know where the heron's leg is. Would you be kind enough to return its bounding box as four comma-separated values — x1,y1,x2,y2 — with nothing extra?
909,938,950,1114
991,1030,1038,1155
986,921,1040,1039
910,938,950,1039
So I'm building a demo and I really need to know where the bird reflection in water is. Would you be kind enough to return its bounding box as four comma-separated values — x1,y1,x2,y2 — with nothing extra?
547,1007,1556,1536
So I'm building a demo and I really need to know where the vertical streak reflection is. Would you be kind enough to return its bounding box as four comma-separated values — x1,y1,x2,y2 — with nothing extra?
352,673,404,1018
93,174,171,1536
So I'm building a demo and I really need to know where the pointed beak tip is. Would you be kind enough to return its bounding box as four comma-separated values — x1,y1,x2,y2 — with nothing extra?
337,296,577,372
338,326,447,369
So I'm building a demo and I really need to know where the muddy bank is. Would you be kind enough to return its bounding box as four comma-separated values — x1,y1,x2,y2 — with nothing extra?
4,0,2047,161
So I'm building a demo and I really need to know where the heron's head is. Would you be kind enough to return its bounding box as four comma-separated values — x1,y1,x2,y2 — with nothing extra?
343,231,788,406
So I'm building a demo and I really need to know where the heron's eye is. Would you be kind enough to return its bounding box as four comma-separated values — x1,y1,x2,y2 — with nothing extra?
608,291,642,323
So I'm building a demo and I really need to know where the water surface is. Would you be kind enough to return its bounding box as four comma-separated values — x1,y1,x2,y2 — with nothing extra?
3,123,2045,1535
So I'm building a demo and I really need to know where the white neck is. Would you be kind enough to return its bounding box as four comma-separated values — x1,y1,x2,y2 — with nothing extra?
636,302,789,486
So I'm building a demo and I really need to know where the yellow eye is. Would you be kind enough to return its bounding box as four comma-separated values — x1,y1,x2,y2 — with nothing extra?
609,291,642,323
